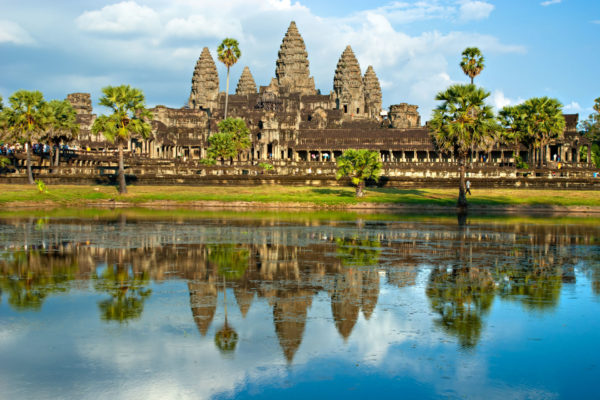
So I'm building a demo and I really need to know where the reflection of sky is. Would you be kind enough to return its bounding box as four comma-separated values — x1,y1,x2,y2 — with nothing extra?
1,270,599,400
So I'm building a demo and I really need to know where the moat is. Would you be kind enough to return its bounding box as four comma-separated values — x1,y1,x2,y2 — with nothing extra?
1,211,599,399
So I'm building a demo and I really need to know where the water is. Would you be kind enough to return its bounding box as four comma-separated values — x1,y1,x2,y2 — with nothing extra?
0,211,599,400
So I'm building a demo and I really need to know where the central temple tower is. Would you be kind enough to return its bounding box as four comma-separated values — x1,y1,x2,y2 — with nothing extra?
270,21,317,95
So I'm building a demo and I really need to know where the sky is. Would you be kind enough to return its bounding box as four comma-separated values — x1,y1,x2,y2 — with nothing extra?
0,0,598,121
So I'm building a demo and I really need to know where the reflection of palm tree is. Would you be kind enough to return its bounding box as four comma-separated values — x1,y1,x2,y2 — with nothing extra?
335,236,381,267
94,264,152,323
209,244,249,355
426,266,495,349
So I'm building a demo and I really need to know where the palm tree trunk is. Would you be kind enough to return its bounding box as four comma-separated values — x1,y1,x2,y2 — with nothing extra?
224,66,230,119
355,180,365,197
458,153,468,209
470,76,474,85
26,142,34,184
118,141,127,194
54,142,60,167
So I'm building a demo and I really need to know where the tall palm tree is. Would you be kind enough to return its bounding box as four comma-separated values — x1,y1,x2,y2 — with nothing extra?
3,90,48,184
335,149,382,197
460,47,485,84
520,97,565,168
43,99,79,169
499,104,532,166
92,85,152,194
430,84,498,208
217,38,241,119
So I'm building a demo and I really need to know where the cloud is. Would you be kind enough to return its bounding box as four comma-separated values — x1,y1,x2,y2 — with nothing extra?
76,1,160,34
458,1,495,21
0,20,35,45
491,90,524,110
540,0,561,5
564,101,582,112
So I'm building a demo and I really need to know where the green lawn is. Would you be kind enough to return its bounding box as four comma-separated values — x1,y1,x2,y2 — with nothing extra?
0,184,598,208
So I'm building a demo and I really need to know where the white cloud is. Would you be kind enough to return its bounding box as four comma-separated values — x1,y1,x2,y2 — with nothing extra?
76,1,160,34
0,20,35,45
491,90,524,111
458,1,495,21
541,0,562,6
564,101,582,112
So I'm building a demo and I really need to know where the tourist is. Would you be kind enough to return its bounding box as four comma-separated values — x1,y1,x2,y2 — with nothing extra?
466,180,471,195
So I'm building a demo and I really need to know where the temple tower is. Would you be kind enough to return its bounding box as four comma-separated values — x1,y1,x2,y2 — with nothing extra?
188,47,220,111
333,46,365,116
363,66,382,119
271,21,316,95
236,66,258,95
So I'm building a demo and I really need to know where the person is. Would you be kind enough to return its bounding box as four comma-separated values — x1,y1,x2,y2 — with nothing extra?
466,180,471,195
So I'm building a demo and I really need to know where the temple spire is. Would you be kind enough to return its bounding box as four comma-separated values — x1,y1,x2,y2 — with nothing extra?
188,47,220,111
333,45,365,116
272,21,316,95
363,65,382,119
236,66,258,95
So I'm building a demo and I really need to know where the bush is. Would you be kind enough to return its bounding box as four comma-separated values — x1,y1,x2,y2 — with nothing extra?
258,162,274,171
515,156,529,169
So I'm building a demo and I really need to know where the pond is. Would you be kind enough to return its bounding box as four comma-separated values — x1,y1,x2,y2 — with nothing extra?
0,210,599,399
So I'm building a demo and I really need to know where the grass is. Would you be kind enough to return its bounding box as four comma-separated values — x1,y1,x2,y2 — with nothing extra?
0,183,598,209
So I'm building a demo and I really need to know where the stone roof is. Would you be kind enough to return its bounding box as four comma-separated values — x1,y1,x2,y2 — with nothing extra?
236,66,258,95
274,21,316,95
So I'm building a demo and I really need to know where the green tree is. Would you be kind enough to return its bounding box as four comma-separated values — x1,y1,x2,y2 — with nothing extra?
43,99,79,168
580,97,600,167
430,84,498,208
217,38,241,119
460,47,485,84
2,90,48,184
499,104,532,168
335,149,382,197
520,97,565,168
207,117,251,164
91,85,152,194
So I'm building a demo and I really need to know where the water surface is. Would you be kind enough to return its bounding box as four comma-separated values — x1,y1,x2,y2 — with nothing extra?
1,211,599,399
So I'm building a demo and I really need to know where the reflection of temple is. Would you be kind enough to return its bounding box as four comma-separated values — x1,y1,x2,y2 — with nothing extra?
0,216,598,357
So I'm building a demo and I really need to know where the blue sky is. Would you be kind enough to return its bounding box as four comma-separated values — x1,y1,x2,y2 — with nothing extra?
0,0,598,120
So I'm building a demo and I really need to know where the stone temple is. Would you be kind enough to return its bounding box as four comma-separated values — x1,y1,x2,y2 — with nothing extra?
70,21,591,168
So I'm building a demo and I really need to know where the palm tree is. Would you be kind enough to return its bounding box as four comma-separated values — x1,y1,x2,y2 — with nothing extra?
2,90,48,184
217,38,241,119
43,99,79,169
335,149,382,197
91,85,152,194
499,105,532,167
460,47,485,84
520,97,565,168
430,84,498,208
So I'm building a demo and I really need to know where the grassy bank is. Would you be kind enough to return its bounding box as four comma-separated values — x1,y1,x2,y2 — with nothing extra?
0,184,598,210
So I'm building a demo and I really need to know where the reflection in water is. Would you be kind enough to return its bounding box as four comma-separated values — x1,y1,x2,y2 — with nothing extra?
0,215,599,363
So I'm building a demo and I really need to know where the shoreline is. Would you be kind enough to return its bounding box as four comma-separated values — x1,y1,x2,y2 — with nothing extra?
5,198,600,215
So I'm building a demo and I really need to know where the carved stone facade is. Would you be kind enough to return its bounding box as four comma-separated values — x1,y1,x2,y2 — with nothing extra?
271,21,317,96
188,47,220,112
236,66,257,96
333,46,365,118
65,21,590,169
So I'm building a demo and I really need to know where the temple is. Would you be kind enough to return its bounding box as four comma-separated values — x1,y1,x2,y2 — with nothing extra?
64,21,593,176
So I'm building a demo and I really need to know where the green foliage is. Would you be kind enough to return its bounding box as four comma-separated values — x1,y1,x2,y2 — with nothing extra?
217,118,251,151
0,156,10,168
91,85,152,144
217,38,241,68
335,236,381,266
335,149,382,197
499,104,533,150
460,47,485,84
43,99,79,144
521,97,565,166
207,132,237,161
430,84,499,157
2,90,47,144
580,97,600,143
592,143,600,168
258,162,274,171
208,244,249,280
514,155,529,170
35,179,47,194
199,158,217,165
215,324,239,354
